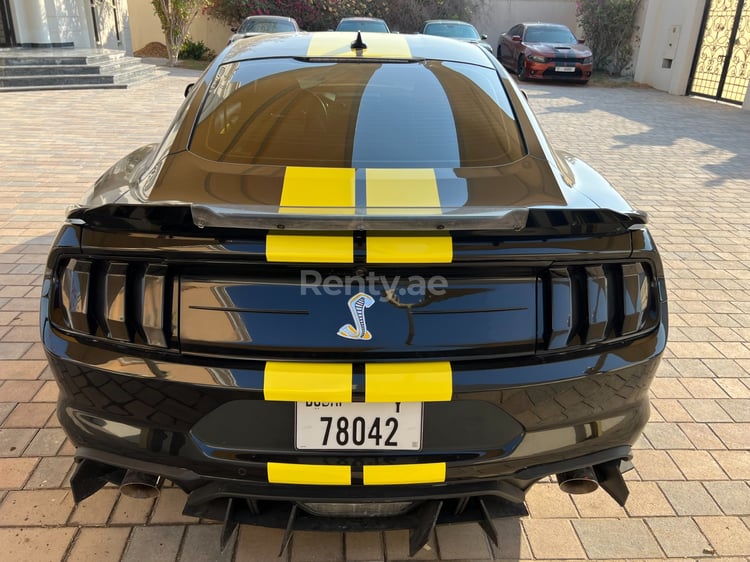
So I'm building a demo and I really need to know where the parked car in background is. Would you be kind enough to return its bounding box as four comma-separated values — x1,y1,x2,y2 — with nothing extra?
421,20,493,54
227,15,299,45
497,22,593,83
336,17,390,33
41,31,666,557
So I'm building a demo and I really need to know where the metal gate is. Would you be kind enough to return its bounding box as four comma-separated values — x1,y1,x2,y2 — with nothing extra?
689,0,750,104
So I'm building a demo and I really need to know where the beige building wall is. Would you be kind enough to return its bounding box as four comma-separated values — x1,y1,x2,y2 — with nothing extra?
473,0,579,54
634,0,706,96
127,0,230,55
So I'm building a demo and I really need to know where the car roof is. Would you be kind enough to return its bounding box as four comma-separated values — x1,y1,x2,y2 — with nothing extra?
339,17,387,21
522,22,571,29
424,19,475,25
242,15,295,22
222,31,494,67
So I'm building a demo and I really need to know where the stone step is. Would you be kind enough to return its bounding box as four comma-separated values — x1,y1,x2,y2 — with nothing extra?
0,52,124,67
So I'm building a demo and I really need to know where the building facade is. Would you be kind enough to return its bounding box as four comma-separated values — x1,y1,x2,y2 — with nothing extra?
0,0,131,52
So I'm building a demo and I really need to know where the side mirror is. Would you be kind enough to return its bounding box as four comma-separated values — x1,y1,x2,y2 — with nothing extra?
230,27,237,33
578,38,585,44
512,35,521,42
481,34,488,40
184,83,194,98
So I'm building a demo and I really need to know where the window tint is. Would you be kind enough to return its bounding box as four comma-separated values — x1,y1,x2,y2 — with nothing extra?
239,19,295,33
524,26,576,43
336,20,389,33
190,59,524,168
424,23,480,40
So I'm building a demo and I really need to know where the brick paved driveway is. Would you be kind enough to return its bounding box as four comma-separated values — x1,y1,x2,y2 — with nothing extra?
0,71,749,561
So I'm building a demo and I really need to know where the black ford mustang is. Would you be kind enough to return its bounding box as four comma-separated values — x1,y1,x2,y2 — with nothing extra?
41,32,667,555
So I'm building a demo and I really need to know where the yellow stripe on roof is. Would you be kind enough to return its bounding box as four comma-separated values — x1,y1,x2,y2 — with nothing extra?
366,169,441,215
266,233,353,263
268,462,351,485
366,235,452,263
363,463,446,485
264,362,353,402
280,167,355,215
307,33,412,58
365,362,452,402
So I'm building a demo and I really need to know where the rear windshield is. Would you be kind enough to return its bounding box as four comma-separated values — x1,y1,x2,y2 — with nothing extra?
424,23,480,40
190,58,525,168
337,20,389,33
238,19,296,33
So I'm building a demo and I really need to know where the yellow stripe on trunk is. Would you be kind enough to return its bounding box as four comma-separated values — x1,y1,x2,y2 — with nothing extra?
264,362,352,402
266,233,353,263
268,462,351,485
366,235,452,263
307,33,412,59
363,463,446,485
365,169,440,215
280,167,355,215
365,362,452,402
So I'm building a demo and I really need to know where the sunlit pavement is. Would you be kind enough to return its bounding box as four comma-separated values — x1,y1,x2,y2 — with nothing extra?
0,71,749,561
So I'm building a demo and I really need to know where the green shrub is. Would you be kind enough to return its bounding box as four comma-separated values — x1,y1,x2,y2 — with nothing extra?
577,0,641,75
180,37,212,60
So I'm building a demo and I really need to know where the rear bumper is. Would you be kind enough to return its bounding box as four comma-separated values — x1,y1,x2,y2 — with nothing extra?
44,317,665,499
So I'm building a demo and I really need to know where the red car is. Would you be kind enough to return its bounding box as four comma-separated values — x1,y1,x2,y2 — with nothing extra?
498,23,593,83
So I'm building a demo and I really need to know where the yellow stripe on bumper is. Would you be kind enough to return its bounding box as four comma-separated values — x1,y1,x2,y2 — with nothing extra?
366,235,452,263
268,462,351,485
280,166,355,214
363,463,446,485
266,233,353,263
365,362,452,402
307,33,412,58
365,169,440,215
264,362,352,402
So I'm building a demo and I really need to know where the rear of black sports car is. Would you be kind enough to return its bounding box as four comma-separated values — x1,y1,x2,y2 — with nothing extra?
40,32,667,554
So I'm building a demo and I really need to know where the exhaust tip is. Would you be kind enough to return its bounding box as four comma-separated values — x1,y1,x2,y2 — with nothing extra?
119,470,162,499
556,467,599,495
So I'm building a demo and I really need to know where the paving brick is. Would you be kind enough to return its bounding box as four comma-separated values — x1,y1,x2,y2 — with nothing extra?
121,525,184,562
1,402,54,428
0,489,75,525
668,449,728,480
632,450,685,480
0,380,43,402
570,488,627,518
68,527,131,562
624,481,675,517
24,456,74,489
524,482,579,518
236,525,290,562
0,360,47,380
488,517,531,560
680,398,734,421
694,516,750,556
0,427,36,456
710,450,750,479
384,529,438,560
718,397,750,421
641,422,694,449
0,456,38,488
110,493,156,525
704,481,750,515
0,402,14,424
659,481,722,516
178,524,235,562
573,519,662,559
22,427,65,456
711,422,750,449
290,531,344,562
70,488,120,525
150,487,195,524
344,531,384,561
31,381,59,402
679,422,726,449
435,522,492,560
0,527,76,562
523,519,585,559
647,516,712,557
650,398,692,421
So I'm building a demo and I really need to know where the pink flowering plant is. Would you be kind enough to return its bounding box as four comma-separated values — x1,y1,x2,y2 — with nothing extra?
577,0,642,75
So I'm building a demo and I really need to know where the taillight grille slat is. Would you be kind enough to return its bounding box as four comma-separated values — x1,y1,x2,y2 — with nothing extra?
543,262,655,351
56,258,171,348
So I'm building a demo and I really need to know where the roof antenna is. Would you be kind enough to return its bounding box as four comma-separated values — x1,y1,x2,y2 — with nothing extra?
351,31,367,51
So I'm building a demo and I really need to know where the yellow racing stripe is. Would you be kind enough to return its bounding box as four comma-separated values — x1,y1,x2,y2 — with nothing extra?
365,362,452,402
363,463,446,485
365,169,440,215
264,362,353,402
266,233,353,263
307,33,412,59
280,167,355,215
366,235,453,263
268,462,351,485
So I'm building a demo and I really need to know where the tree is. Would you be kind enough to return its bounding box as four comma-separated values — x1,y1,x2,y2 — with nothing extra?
577,0,642,75
151,0,210,66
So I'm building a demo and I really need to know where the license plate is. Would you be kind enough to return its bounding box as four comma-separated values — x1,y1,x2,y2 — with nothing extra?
295,402,422,450
555,66,576,72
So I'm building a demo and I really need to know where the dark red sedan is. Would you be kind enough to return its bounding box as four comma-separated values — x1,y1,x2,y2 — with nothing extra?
497,23,593,83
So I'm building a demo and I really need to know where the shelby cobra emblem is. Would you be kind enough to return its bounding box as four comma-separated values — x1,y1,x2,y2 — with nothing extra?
337,293,375,340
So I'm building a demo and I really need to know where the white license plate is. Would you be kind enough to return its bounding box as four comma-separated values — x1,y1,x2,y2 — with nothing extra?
295,402,422,450
555,66,576,72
